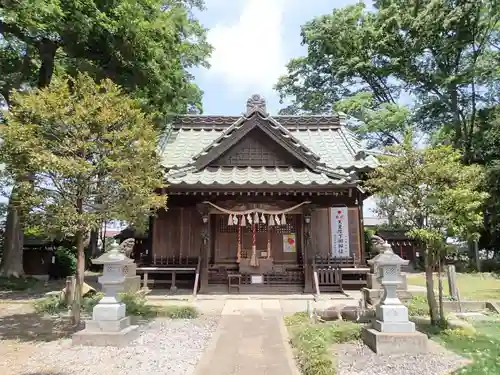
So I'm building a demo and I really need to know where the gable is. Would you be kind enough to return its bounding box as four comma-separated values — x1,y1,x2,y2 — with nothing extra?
210,128,304,167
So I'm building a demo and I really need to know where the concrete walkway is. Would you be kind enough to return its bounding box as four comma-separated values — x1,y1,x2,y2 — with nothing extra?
193,305,300,375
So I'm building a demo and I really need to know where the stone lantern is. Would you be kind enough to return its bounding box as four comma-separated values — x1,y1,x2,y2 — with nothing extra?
72,240,139,347
362,241,428,354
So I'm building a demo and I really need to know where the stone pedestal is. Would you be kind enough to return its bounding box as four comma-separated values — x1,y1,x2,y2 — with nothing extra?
72,241,139,347
362,242,428,354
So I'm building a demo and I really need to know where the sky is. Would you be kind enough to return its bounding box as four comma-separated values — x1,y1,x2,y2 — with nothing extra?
191,0,380,216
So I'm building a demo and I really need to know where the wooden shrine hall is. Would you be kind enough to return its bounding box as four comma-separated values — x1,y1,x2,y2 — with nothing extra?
137,95,379,294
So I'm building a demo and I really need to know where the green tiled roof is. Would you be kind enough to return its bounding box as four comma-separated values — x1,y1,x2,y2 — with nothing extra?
165,167,348,186
159,118,378,170
159,95,378,188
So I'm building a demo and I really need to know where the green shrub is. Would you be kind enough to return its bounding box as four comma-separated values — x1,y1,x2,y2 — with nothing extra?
286,312,361,375
33,291,199,320
33,296,66,315
0,276,40,291
53,246,77,278
406,295,429,317
158,305,199,319
82,292,104,314
119,291,155,317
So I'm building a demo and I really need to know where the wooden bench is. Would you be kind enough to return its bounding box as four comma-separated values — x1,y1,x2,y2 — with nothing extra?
136,256,201,296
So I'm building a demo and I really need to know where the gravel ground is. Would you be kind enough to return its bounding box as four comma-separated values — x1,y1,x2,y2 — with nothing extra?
1,317,219,375
335,340,471,375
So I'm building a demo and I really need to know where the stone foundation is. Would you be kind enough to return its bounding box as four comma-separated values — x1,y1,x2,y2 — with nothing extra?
72,324,139,347
362,327,428,354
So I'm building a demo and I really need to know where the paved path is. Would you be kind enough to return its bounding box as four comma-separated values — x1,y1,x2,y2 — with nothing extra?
193,310,300,375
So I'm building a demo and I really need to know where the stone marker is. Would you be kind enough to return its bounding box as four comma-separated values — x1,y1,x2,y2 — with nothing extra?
446,265,458,299
72,240,139,347
362,241,428,355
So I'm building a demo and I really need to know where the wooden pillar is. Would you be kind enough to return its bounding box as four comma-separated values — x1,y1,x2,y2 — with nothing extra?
303,206,315,293
197,203,210,294
147,214,154,265
358,191,366,264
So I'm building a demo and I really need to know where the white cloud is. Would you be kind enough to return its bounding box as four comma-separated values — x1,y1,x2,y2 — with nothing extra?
205,0,287,94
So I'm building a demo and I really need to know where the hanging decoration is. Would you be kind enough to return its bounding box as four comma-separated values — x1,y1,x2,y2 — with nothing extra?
269,215,275,226
204,201,311,267
250,222,258,266
281,213,287,225
205,201,310,217
237,223,242,263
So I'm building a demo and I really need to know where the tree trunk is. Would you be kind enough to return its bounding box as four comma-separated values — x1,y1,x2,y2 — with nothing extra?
71,199,85,325
437,257,446,327
0,191,24,277
2,41,58,277
424,251,439,325
89,229,100,258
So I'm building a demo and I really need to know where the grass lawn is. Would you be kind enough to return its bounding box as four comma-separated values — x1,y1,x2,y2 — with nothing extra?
421,317,500,375
407,272,500,300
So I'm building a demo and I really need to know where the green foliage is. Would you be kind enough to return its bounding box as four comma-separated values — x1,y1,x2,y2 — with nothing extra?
285,312,361,375
53,246,77,278
0,275,40,291
119,292,155,318
368,132,488,247
406,295,430,317
364,227,375,257
427,320,500,375
158,305,199,319
0,0,212,115
82,292,104,314
276,0,499,151
118,292,199,319
0,73,167,238
33,296,67,315
34,290,199,319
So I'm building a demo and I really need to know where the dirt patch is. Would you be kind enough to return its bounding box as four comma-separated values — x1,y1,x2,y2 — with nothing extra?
0,303,82,375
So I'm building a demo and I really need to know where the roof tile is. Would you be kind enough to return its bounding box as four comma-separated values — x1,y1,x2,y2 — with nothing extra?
165,167,347,186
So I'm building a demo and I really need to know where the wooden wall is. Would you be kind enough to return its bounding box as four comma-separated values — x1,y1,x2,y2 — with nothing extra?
152,207,202,258
309,206,362,262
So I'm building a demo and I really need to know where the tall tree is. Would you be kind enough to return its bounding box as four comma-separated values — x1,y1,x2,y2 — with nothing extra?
0,0,212,276
276,0,499,151
367,132,487,325
0,73,166,323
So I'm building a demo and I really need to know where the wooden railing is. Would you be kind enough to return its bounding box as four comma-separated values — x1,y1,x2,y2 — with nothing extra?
312,256,343,294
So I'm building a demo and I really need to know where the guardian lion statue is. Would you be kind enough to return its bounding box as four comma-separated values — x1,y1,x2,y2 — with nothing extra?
119,238,136,258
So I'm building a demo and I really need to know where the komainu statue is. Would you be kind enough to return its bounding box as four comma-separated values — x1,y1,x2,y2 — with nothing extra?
119,238,136,258
370,234,386,252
